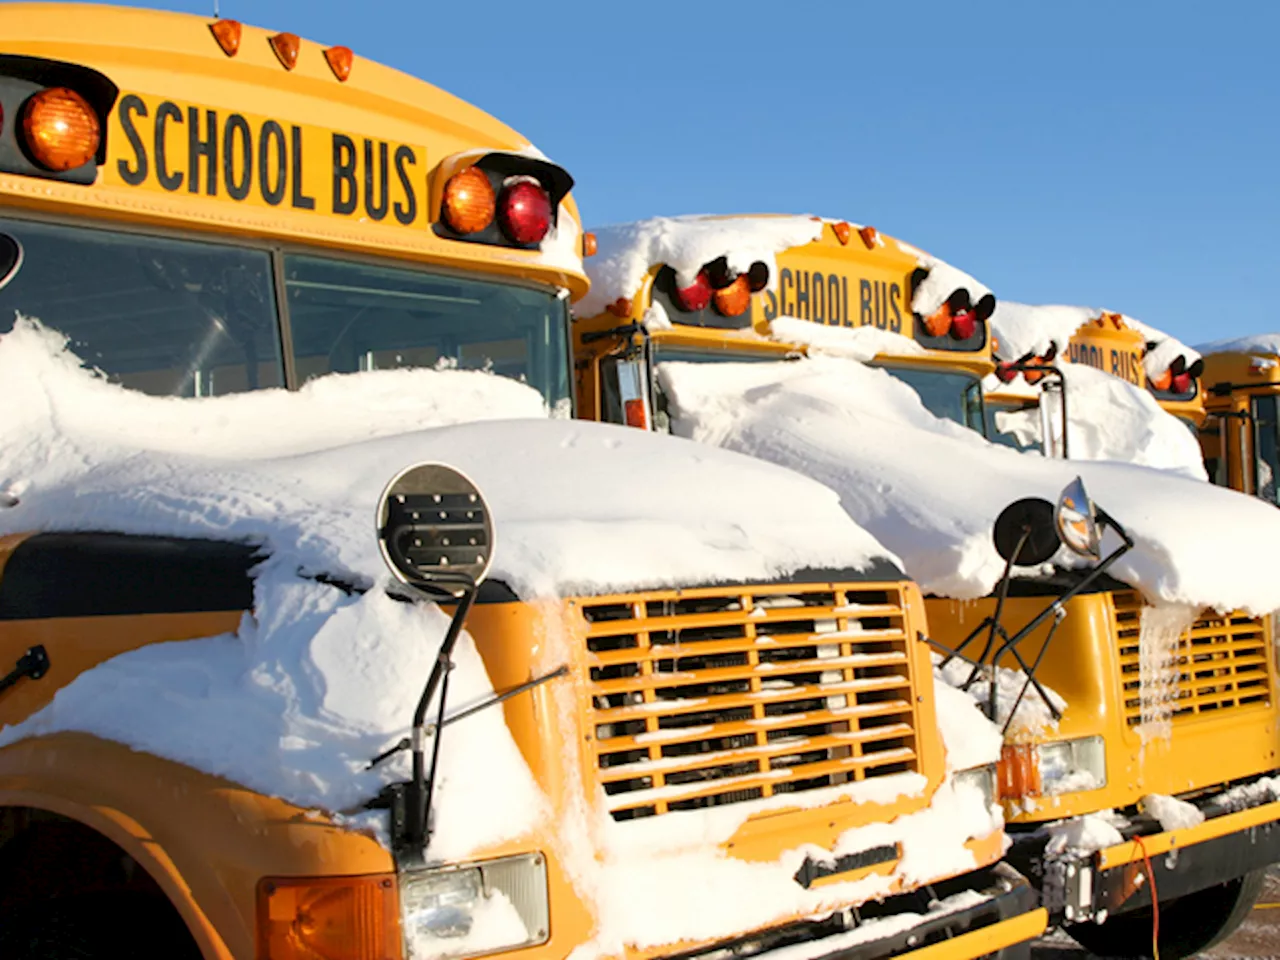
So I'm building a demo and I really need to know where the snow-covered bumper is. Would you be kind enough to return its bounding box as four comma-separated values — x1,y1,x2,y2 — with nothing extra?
1009,779,1280,924
658,863,1043,960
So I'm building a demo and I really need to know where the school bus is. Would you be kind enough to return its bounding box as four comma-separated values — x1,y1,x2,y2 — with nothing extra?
1200,342,1280,500
577,215,1280,958
0,7,1051,960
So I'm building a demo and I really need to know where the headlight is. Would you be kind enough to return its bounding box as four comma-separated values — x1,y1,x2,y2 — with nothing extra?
1038,736,1106,796
953,763,998,808
1000,736,1107,799
400,852,549,960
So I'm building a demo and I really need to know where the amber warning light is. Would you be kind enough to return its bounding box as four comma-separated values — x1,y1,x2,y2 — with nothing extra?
21,87,100,172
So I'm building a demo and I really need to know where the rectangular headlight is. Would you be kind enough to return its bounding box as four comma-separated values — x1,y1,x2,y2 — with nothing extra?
400,852,549,960
953,763,998,808
1039,735,1106,796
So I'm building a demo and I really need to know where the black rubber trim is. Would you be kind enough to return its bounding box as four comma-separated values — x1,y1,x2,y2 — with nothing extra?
0,533,261,620
662,864,1037,960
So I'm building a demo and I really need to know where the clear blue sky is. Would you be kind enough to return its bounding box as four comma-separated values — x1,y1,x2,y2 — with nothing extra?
69,0,1280,345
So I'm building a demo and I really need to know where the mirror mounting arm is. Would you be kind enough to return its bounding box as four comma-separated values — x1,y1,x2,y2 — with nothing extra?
1003,363,1070,459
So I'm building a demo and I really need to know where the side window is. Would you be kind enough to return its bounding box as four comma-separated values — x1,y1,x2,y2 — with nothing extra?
0,218,281,396
1253,396,1279,505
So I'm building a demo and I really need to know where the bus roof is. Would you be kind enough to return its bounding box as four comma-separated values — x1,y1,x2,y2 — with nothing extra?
0,3,588,296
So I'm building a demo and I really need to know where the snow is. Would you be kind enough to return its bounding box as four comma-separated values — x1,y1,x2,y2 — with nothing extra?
406,887,531,960
657,353,1280,613
990,302,1096,360
986,363,1208,478
1136,604,1198,743
770,316,924,363
1141,793,1205,831
1197,332,1280,358
1214,774,1280,813
933,677,1004,770
1044,812,1125,857
577,215,824,319
910,255,993,320
935,655,1066,738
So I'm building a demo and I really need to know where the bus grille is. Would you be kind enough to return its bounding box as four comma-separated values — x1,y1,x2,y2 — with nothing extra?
1114,591,1272,726
577,584,919,821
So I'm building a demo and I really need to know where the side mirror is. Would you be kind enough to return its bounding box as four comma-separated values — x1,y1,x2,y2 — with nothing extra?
0,234,22,292
1055,476,1101,561
377,463,494,598
992,497,1061,565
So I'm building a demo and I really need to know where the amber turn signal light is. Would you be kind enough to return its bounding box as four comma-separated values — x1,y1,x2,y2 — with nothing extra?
859,226,878,249
324,45,354,81
583,232,598,257
270,32,301,70
607,297,632,318
257,874,402,960
442,167,496,235
832,221,851,245
713,275,751,317
209,19,242,57
998,743,1040,799
21,87,100,172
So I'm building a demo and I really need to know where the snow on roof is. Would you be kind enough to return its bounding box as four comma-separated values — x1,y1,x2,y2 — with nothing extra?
577,215,823,318
658,354,1280,612
770,316,924,362
1120,314,1202,382
990,302,1098,360
1196,332,1280,358
908,254,993,320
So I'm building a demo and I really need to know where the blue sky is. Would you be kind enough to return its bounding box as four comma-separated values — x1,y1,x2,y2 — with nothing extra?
72,0,1280,345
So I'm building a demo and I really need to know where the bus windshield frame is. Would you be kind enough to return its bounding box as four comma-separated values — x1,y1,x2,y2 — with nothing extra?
876,363,988,438
0,213,573,413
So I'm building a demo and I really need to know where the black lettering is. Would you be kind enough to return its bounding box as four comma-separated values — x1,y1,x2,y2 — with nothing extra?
860,279,873,327
876,281,887,329
393,145,417,225
1110,350,1121,378
332,133,357,215
154,101,183,191
258,120,287,206
223,114,252,201
116,95,148,185
764,288,778,322
780,269,794,316
795,270,810,320
842,277,850,326
363,139,389,220
812,272,826,323
827,276,841,325
889,283,903,332
188,107,217,196
290,126,315,210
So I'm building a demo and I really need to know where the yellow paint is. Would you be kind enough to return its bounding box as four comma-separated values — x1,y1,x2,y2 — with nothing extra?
1097,798,1280,870
1067,318,1146,387
891,908,1048,960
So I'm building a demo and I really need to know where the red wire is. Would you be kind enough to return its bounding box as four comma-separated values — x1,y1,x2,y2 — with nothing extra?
1134,834,1160,960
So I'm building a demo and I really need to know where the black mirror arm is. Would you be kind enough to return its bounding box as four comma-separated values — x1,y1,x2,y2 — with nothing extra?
961,531,1025,691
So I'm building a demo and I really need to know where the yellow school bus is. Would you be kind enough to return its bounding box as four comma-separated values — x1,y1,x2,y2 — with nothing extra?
0,8,1049,960
1200,342,1280,500
578,216,1280,958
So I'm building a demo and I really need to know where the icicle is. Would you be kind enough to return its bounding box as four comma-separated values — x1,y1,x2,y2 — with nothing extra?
1136,603,1196,742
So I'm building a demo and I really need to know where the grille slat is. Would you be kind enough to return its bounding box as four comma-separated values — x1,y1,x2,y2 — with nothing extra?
1112,592,1274,727
580,585,919,820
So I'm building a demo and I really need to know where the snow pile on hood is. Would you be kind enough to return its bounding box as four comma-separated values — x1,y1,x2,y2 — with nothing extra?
990,302,1096,360
577,215,824,318
0,318,898,598
770,316,924,362
1197,333,1280,358
986,363,1207,479
657,354,1280,613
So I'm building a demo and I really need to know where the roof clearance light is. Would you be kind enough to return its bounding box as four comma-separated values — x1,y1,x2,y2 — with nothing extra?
746,261,769,293
269,32,301,70
499,180,551,245
832,221,852,245
209,19,242,57
923,304,952,338
607,297,632,318
859,226,878,249
673,270,713,312
21,88,100,172
442,167,496,235
1171,372,1192,394
324,45,354,81
950,307,977,340
713,275,751,317
1150,368,1173,391
583,232,598,257
995,362,1017,384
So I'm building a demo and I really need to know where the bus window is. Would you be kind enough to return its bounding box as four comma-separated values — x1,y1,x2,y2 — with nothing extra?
284,255,570,410
881,365,987,437
985,404,1042,453
1253,395,1280,505
0,217,281,397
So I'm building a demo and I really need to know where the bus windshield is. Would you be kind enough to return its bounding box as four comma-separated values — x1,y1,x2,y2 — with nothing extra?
0,217,571,409
984,402,1042,452
879,365,987,437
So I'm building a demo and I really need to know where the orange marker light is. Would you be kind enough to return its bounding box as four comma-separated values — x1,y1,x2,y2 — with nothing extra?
583,232,598,257
324,45,354,81
1151,368,1173,391
441,167,496,235
607,297,632,318
270,32,301,70
257,875,402,960
21,87,100,171
859,225,878,249
713,275,751,317
832,221,852,245
998,743,1041,799
624,398,649,429
209,19,242,57
923,304,953,338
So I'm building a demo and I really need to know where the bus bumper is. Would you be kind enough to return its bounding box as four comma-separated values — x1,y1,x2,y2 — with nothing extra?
1013,789,1280,924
